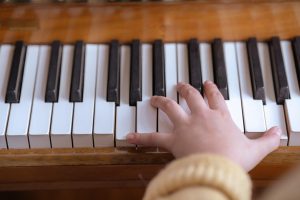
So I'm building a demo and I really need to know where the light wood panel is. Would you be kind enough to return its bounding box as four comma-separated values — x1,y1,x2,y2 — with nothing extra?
0,1,300,43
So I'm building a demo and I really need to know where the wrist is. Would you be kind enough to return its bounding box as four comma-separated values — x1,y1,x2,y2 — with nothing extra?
144,153,252,200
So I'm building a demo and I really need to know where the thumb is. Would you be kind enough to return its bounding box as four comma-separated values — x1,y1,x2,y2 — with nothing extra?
253,126,281,158
126,132,172,150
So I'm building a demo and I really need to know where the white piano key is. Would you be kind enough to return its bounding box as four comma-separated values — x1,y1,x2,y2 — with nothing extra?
6,46,39,149
258,43,288,146
136,44,157,133
29,45,52,148
224,43,244,132
236,42,266,138
0,45,13,149
116,45,136,147
176,43,190,114
116,105,136,147
158,44,177,133
200,43,214,83
94,45,115,147
51,45,74,148
72,44,97,147
281,41,300,146
200,43,214,104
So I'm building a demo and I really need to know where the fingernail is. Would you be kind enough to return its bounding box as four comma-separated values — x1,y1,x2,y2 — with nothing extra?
150,96,159,106
205,80,213,85
177,82,184,89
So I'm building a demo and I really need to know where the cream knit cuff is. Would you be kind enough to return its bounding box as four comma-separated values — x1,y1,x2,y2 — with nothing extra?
143,154,252,200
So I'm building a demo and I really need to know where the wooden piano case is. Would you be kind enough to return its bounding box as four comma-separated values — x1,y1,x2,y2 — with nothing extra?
1,1,300,199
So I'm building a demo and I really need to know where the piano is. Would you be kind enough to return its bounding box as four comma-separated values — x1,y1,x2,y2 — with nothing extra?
1,0,300,198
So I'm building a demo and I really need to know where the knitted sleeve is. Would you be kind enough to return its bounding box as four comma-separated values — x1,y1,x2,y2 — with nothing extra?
143,154,252,200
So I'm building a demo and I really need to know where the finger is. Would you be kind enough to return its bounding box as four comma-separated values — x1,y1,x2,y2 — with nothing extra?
151,96,188,124
177,82,207,113
252,126,281,161
204,80,228,113
126,132,172,150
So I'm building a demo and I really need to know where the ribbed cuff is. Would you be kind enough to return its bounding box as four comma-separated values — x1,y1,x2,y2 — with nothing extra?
143,154,252,200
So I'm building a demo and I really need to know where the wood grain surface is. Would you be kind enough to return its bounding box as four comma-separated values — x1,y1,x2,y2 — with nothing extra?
0,1,300,43
0,147,299,191
0,0,300,195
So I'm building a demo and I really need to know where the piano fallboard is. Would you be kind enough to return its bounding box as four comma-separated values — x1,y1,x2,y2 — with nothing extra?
0,1,300,43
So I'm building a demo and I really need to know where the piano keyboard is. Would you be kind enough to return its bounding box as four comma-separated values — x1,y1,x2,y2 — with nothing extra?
1,37,300,149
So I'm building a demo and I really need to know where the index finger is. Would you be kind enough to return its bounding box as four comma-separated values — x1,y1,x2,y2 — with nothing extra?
204,80,229,113
177,82,208,114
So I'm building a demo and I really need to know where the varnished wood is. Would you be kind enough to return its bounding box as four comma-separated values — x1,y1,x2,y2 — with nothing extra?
0,147,299,190
0,164,163,190
0,1,300,43
0,188,145,200
2,0,300,4
0,0,300,193
0,147,299,167
0,147,173,167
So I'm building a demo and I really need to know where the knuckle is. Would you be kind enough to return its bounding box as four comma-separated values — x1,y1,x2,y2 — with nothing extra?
193,107,208,118
153,96,166,108
219,110,232,120
195,111,207,119
208,90,222,99
205,82,217,90
183,87,197,99
151,96,160,105
220,110,229,118
162,99,176,111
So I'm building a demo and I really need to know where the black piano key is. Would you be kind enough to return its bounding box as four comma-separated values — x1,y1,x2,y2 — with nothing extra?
45,40,63,102
247,37,266,104
268,37,290,104
129,39,142,106
211,38,229,100
107,40,120,106
188,38,202,94
153,40,166,97
292,36,300,90
5,41,26,103
70,40,85,102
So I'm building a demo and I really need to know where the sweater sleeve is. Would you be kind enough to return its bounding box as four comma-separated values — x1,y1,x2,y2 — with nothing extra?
143,154,252,200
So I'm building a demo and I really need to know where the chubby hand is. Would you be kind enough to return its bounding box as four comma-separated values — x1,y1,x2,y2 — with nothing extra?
126,81,281,171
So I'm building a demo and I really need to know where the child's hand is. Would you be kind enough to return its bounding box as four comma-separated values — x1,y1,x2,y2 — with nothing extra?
126,81,281,171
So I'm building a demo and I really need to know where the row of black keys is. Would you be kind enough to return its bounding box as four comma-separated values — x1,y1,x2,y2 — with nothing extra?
5,37,300,106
